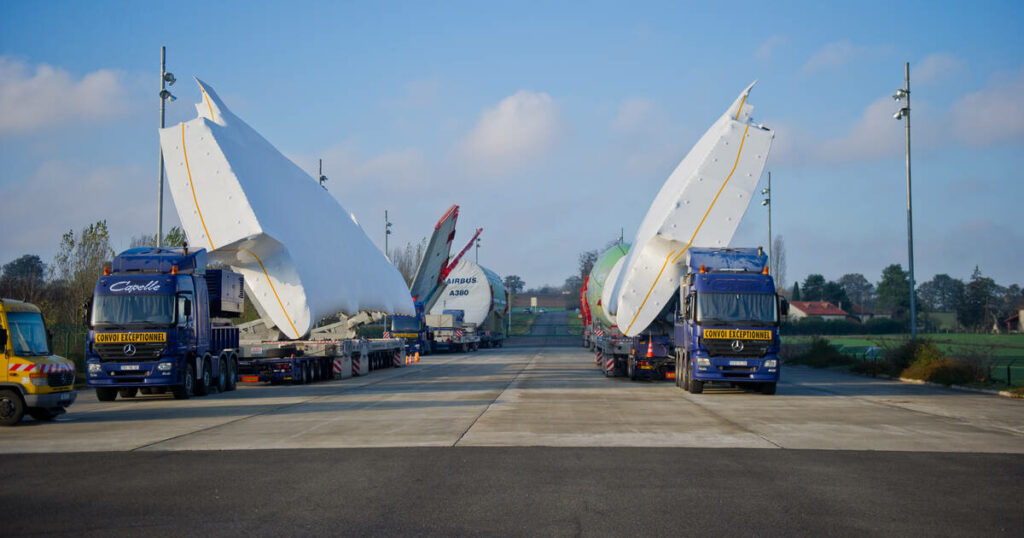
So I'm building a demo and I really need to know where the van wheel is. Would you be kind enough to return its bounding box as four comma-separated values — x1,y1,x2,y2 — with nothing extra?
173,364,195,400
29,408,61,421
118,388,138,398
195,357,212,396
0,389,25,426
96,387,118,401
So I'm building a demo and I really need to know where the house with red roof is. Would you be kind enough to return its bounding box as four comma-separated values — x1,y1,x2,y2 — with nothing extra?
788,301,849,322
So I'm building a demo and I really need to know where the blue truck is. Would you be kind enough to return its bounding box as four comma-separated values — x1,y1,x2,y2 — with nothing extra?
86,247,242,400
674,247,787,395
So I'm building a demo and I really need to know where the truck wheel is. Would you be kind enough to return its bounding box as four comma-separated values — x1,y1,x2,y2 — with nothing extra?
195,357,212,396
225,357,237,391
118,388,138,398
675,355,683,388
29,407,61,421
216,357,228,393
689,378,704,394
295,363,308,385
173,364,195,400
628,358,638,381
140,387,154,395
0,389,25,426
96,387,118,402
760,382,777,395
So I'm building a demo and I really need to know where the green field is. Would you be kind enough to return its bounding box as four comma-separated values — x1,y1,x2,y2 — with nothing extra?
566,313,583,335
509,313,538,336
787,333,1024,387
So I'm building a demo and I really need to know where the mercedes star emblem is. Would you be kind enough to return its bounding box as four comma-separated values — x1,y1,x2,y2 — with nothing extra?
731,340,744,352
123,343,137,356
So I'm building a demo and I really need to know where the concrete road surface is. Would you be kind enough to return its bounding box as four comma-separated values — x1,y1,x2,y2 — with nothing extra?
2,346,1021,535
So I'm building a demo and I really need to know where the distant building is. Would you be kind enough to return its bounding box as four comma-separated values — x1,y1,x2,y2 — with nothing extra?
788,301,849,322
1002,309,1023,333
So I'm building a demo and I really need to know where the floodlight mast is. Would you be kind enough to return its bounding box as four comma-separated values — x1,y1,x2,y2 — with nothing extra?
157,46,176,247
894,62,916,339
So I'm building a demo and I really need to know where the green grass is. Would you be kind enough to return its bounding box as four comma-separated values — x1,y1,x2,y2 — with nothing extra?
566,313,583,335
509,313,538,336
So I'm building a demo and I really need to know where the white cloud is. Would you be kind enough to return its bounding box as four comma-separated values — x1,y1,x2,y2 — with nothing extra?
755,35,789,60
914,53,964,85
0,56,134,135
950,67,1024,146
458,90,563,174
0,161,165,264
612,97,658,133
801,40,870,73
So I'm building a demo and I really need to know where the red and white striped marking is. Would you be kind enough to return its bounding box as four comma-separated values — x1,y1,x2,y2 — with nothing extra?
604,355,616,375
455,328,464,338
595,349,603,366
352,356,361,376
595,329,604,338
383,331,391,339
393,351,402,367
333,358,343,377
8,363,74,373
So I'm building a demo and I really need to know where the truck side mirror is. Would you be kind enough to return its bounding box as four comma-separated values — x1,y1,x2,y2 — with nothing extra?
183,298,193,318
0,328,6,353
780,298,789,317
83,299,92,327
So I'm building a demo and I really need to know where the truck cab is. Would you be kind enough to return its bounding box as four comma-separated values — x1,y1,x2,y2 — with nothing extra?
0,299,77,425
675,248,787,395
86,247,241,401
388,314,425,354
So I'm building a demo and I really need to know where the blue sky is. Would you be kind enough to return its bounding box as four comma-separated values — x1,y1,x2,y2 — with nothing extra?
2,0,1022,292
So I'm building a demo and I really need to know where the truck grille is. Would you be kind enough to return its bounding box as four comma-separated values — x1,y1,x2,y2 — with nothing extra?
96,342,165,361
48,371,75,387
704,339,772,358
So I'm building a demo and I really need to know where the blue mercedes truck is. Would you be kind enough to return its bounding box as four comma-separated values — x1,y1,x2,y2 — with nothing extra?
674,247,788,395
86,247,243,400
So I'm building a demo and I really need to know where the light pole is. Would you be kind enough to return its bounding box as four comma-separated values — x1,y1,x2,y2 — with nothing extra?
384,210,392,255
761,171,771,272
893,62,916,339
157,46,176,247
475,237,481,263
318,159,328,189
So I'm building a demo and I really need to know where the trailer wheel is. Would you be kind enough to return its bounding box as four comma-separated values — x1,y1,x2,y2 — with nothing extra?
173,364,195,400
760,382,777,395
627,357,638,381
195,356,212,396
216,357,228,393
0,389,25,426
118,388,138,398
96,387,118,402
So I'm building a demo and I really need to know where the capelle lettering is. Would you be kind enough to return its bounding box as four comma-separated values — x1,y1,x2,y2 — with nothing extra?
109,280,162,293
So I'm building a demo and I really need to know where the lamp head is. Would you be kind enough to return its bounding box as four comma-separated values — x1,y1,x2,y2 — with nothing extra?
163,72,176,85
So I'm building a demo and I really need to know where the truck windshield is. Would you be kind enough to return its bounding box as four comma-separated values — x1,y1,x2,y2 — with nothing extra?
696,292,777,325
391,317,420,332
92,294,175,326
6,312,51,356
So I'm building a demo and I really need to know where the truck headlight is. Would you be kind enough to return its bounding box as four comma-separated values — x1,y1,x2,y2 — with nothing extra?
764,359,777,368
88,363,102,374
158,362,173,372
696,358,711,367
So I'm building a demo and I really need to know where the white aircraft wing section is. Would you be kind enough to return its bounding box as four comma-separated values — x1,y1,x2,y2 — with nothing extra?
611,82,774,337
409,205,459,305
159,79,414,339
600,255,627,325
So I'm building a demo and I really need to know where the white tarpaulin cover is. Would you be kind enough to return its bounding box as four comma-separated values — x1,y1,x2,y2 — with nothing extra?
609,82,774,337
159,79,414,339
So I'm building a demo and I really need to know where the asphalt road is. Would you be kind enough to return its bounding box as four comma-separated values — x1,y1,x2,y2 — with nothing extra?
2,340,1022,535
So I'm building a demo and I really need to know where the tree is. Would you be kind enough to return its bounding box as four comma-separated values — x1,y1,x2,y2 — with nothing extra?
389,238,426,287
801,274,826,301
791,282,801,301
503,275,525,294
917,274,964,313
578,249,599,281
770,236,786,291
958,267,1000,331
876,264,911,321
563,275,583,297
0,254,47,303
49,221,114,325
838,273,875,310
129,226,188,249
822,281,851,311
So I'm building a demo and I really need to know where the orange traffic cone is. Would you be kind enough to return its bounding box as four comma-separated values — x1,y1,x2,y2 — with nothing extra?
414,352,420,363
646,336,654,358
